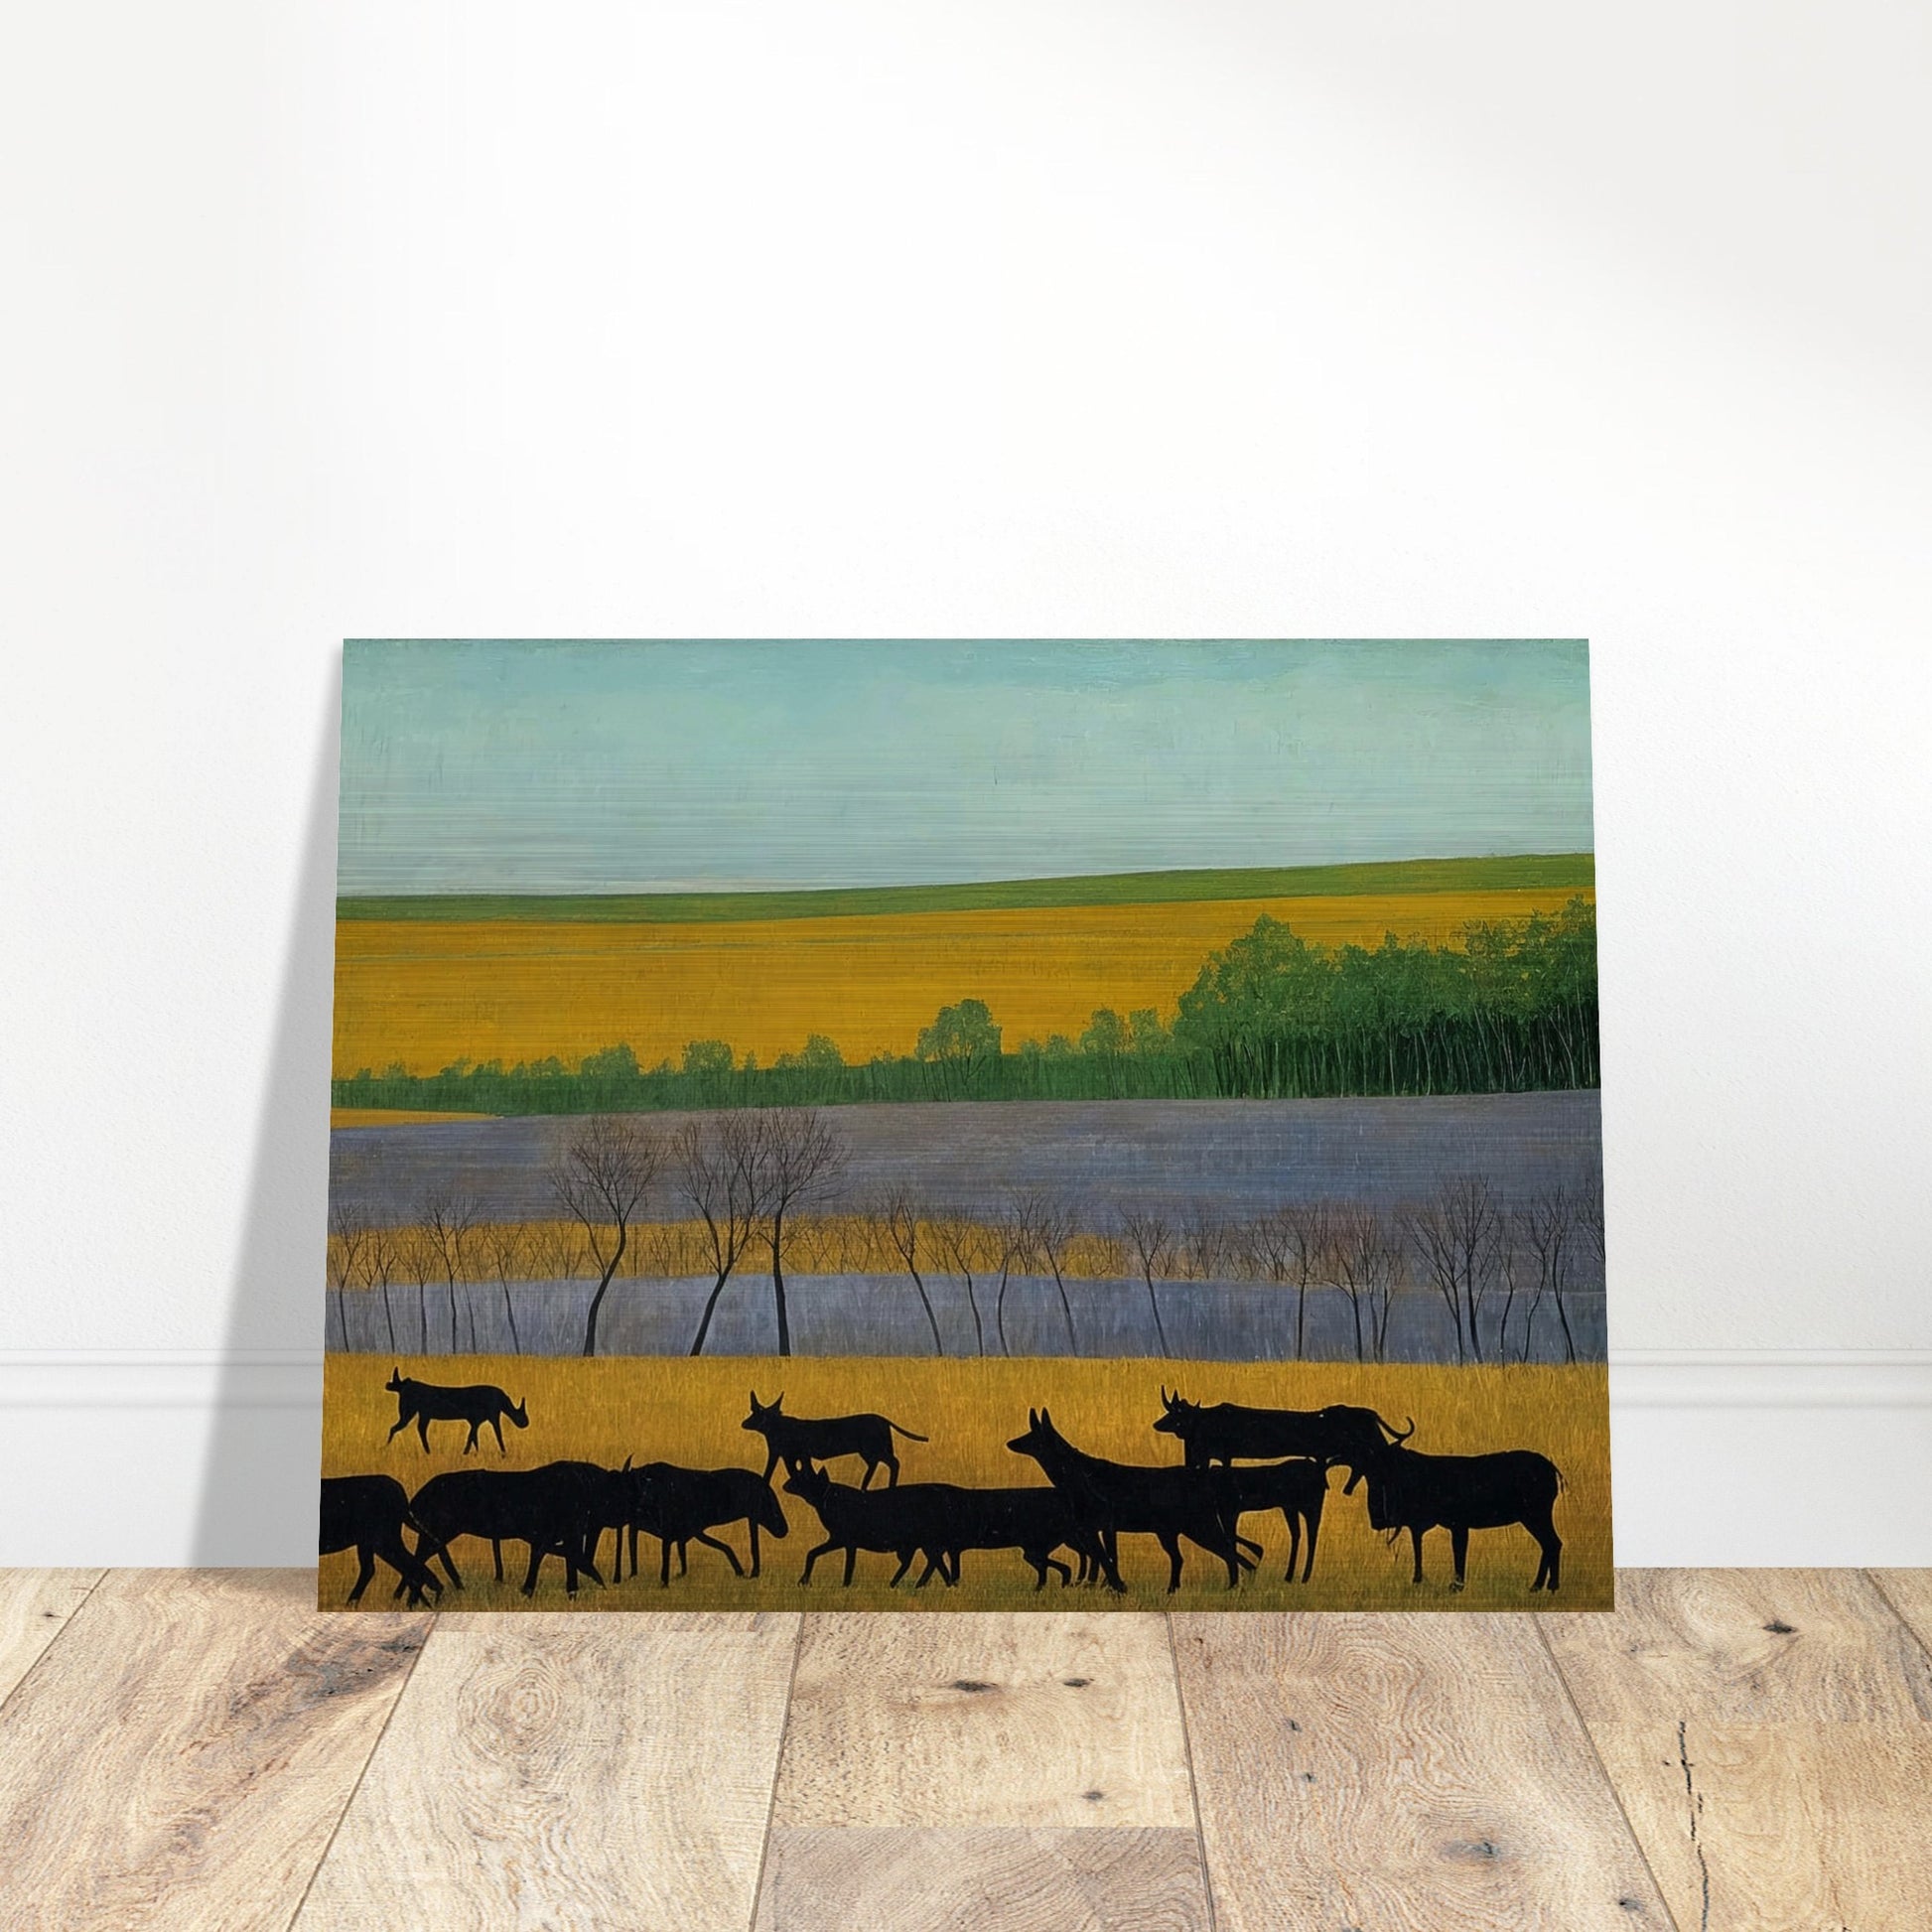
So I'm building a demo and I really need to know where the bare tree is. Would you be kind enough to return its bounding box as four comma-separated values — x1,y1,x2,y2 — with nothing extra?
483,1222,527,1355
1520,1184,1579,1364
1012,1189,1078,1350
993,1193,1038,1357
1249,1203,1331,1362
421,1188,483,1355
680,1113,772,1356
550,1116,659,1357
878,1188,945,1355
398,1223,440,1353
327,1204,368,1352
1180,1205,1230,1282
934,1216,991,1355
1405,1176,1503,1366
1118,1207,1174,1356
1576,1171,1605,1273
759,1109,847,1357
359,1223,401,1354
1328,1207,1404,1363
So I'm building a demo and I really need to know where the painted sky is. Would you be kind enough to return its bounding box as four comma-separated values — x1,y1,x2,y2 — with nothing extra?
338,639,1593,894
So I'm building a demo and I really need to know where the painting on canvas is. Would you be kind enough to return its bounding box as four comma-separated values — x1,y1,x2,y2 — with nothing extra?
321,639,1607,1610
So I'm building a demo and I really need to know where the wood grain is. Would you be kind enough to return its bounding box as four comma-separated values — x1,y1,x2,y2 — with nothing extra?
0,1570,427,1932
296,1609,799,1932
1545,1568,1932,1725
1869,1567,1932,1659
1173,1610,1670,1930
1585,1721,1932,1931
754,1827,1210,1932
0,1569,100,1705
773,1611,1194,1829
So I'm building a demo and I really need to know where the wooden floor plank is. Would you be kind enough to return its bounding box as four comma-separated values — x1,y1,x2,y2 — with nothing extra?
295,1609,798,1932
1173,1610,1672,1931
1868,1568,1932,1660
773,1611,1195,1829
0,1569,101,1706
754,1827,1211,1932
1585,1720,1932,1932
0,1570,428,1932
1545,1569,1932,1725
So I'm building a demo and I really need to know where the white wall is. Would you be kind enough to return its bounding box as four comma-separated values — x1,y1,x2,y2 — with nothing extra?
2,1,1928,1564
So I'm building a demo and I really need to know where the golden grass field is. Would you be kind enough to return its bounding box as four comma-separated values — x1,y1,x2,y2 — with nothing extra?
331,887,1590,1076
320,1353,1611,1613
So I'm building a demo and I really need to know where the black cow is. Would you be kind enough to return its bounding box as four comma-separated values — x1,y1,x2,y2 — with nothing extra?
320,1474,445,1606
1008,1409,1255,1593
742,1391,926,1489
781,1462,953,1587
385,1368,529,1454
1341,1444,1564,1592
617,1462,789,1587
1152,1390,1412,1472
914,1485,1108,1590
409,1462,625,1596
1210,1459,1329,1584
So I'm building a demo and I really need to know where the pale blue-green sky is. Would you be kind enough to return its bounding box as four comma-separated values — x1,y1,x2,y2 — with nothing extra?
338,639,1592,894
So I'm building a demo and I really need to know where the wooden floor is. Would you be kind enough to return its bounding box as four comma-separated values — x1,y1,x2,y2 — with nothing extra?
2,1572,1930,1928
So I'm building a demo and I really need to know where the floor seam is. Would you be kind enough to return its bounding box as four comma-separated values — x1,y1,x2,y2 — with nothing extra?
744,1611,807,1932
282,1597,439,1931
1861,1569,1932,1710
0,1566,111,1724
1164,1611,1221,1932
1536,1616,1686,1932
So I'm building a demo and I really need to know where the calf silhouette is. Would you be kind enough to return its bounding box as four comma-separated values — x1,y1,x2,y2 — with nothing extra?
320,1474,444,1606
1153,1390,1411,1472
385,1367,529,1454
1341,1443,1563,1592
742,1391,926,1488
1008,1408,1254,1593
618,1462,789,1586
914,1485,1106,1590
781,1461,953,1587
409,1461,624,1596
1210,1458,1329,1583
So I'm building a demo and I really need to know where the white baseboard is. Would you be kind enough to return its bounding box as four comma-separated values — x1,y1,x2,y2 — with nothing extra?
2,1349,1929,1568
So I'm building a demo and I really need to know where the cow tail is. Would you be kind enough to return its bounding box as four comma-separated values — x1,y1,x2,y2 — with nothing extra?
889,1422,929,1442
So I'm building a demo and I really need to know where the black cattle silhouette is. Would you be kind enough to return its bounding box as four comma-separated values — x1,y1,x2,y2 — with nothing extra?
1152,1390,1411,1471
1209,1459,1329,1584
409,1461,625,1596
320,1474,444,1606
742,1391,926,1489
1340,1443,1564,1591
385,1368,530,1454
617,1462,789,1586
912,1484,1107,1590
781,1461,954,1587
1008,1408,1255,1593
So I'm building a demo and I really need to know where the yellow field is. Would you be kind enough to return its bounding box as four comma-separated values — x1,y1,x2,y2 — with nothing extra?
320,1353,1611,1612
331,887,1589,1076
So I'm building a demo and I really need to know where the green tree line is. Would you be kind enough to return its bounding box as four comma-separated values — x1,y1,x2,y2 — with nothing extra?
333,898,1597,1116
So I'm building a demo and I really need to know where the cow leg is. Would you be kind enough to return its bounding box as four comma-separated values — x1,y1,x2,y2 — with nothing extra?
857,1459,876,1491
1303,1501,1323,1584
1410,1525,1427,1586
661,1537,674,1587
417,1416,434,1452
520,1543,546,1596
347,1543,376,1604
489,1417,507,1453
889,1549,914,1587
1156,1532,1184,1592
1284,1511,1301,1584
1449,1526,1469,1591
464,1423,480,1454
491,1539,504,1583
748,1520,761,1578
695,1530,745,1576
842,1546,859,1587
800,1539,835,1585
386,1417,409,1445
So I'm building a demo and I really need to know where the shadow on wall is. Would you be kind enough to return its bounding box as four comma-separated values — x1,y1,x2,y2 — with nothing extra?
192,666,339,1564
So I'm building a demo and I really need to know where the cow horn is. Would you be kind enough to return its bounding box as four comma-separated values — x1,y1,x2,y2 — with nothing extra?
621,1454,632,1472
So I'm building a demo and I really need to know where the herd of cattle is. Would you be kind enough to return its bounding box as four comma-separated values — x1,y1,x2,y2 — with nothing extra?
320,1369,1566,1607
